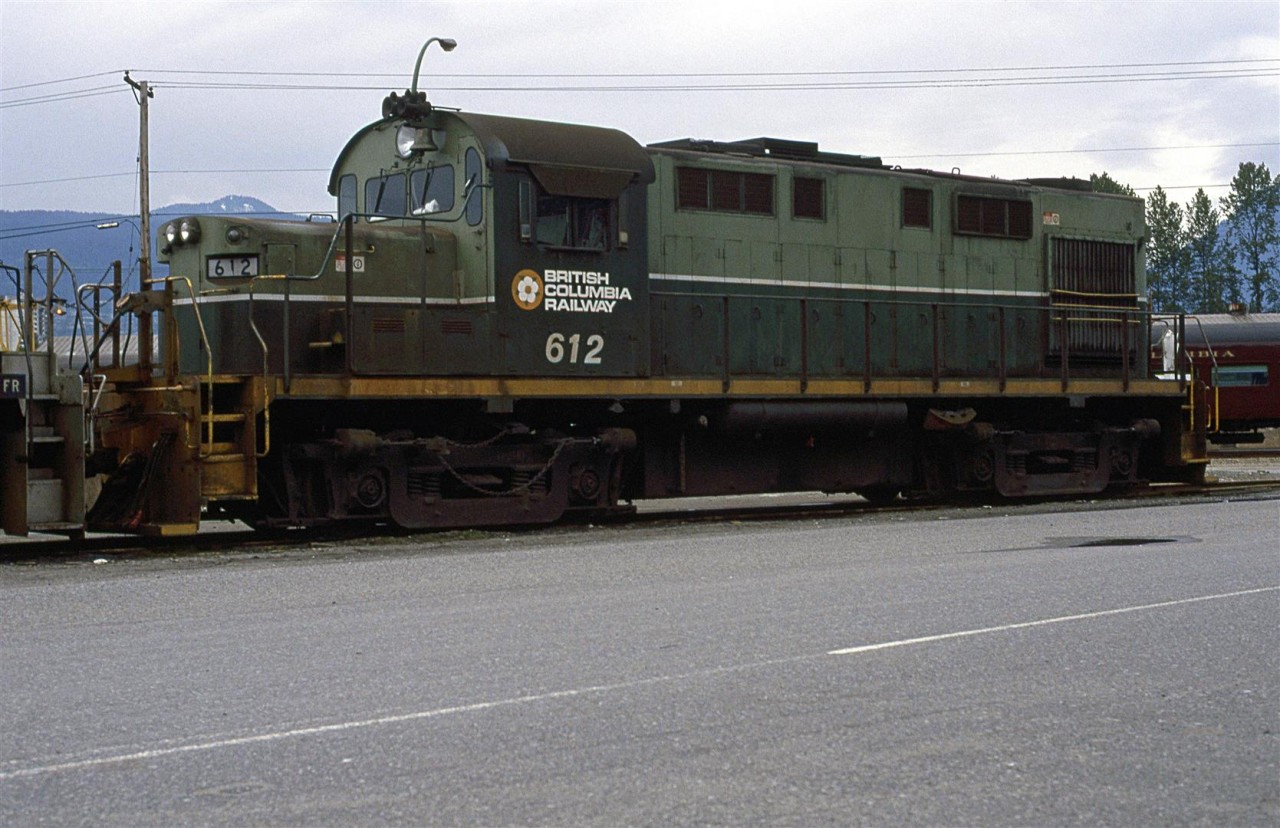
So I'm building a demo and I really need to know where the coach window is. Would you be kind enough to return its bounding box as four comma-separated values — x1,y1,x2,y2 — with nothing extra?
793,177,825,220
338,174,357,222
366,172,407,219
410,164,455,215
902,187,932,229
464,147,483,226
1212,365,1270,387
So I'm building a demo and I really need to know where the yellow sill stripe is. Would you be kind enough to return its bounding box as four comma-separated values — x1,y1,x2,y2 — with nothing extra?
277,375,1183,400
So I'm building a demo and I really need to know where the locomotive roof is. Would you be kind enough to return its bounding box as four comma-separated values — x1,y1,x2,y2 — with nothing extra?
647,137,886,169
1191,313,1280,345
458,112,654,181
334,106,1131,202
648,136,1117,195
328,110,654,196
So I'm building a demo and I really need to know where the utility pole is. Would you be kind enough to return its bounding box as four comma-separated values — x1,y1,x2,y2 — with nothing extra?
124,72,153,371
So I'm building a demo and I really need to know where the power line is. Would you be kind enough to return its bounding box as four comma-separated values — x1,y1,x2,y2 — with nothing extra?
0,210,308,241
148,67,1278,94
0,172,137,189
6,57,1273,90
0,214,143,241
3,60,1277,103
892,142,1279,160
0,86,128,110
1,169,328,189
0,70,122,93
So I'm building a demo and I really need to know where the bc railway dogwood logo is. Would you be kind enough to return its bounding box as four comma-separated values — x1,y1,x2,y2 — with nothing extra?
512,269,544,311
512,268,634,313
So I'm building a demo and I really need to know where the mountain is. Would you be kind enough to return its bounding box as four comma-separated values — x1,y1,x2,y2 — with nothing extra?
155,195,282,219
0,196,296,298
0,196,301,335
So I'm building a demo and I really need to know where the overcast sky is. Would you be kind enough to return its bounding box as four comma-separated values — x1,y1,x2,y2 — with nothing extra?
1,0,1277,217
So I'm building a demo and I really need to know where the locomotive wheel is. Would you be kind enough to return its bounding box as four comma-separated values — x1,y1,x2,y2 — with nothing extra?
1109,446,1135,478
856,487,900,505
969,448,996,486
354,471,387,509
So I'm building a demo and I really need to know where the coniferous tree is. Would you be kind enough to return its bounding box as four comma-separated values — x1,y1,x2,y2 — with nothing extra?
1185,188,1234,313
1219,161,1280,312
1144,186,1191,312
1090,172,1137,197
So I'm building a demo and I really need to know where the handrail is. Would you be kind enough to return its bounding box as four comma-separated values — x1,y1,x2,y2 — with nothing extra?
148,276,216,453
1049,288,1141,301
652,287,1157,390
246,277,275,457
1150,314,1206,431
248,210,400,284
85,373,108,455
1,262,37,465
1182,315,1221,434
75,281,122,371
24,250,77,357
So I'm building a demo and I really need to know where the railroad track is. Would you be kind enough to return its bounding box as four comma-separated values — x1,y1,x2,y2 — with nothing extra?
4,477,1279,564
1208,448,1280,459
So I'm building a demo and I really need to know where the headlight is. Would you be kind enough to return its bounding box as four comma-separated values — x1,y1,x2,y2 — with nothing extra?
396,125,439,158
179,218,201,244
163,223,178,245
396,125,419,159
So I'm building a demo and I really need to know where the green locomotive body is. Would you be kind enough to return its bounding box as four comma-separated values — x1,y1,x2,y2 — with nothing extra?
73,86,1204,535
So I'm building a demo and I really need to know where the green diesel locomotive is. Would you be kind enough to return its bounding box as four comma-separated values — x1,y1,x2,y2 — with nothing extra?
38,67,1207,535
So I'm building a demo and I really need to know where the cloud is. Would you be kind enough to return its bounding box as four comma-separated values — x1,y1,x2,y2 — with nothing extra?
2,0,1276,213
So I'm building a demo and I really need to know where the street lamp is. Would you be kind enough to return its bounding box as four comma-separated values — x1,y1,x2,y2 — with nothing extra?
95,218,143,283
96,218,141,252
410,37,457,97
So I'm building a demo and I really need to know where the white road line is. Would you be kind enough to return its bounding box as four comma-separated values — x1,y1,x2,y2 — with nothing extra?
0,682,660,781
828,586,1279,655
3,586,1274,781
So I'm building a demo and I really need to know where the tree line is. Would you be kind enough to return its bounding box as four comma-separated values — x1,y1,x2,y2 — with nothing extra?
1090,162,1280,314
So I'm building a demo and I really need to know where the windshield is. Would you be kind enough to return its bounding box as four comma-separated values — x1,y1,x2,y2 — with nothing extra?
366,172,407,219
411,164,456,215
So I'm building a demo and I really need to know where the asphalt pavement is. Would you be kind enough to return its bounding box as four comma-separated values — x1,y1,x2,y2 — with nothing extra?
1,494,1277,826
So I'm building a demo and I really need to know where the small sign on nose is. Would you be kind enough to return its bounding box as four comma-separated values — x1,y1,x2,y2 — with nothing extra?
1,374,27,397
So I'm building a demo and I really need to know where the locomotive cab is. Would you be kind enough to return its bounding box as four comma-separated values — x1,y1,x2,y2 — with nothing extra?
325,102,655,379
152,95,656,383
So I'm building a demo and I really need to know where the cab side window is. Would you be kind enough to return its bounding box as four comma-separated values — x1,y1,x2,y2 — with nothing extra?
338,174,357,222
464,148,483,226
535,194,610,250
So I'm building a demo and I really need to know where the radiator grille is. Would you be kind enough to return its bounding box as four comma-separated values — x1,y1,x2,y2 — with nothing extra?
1049,238,1139,363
